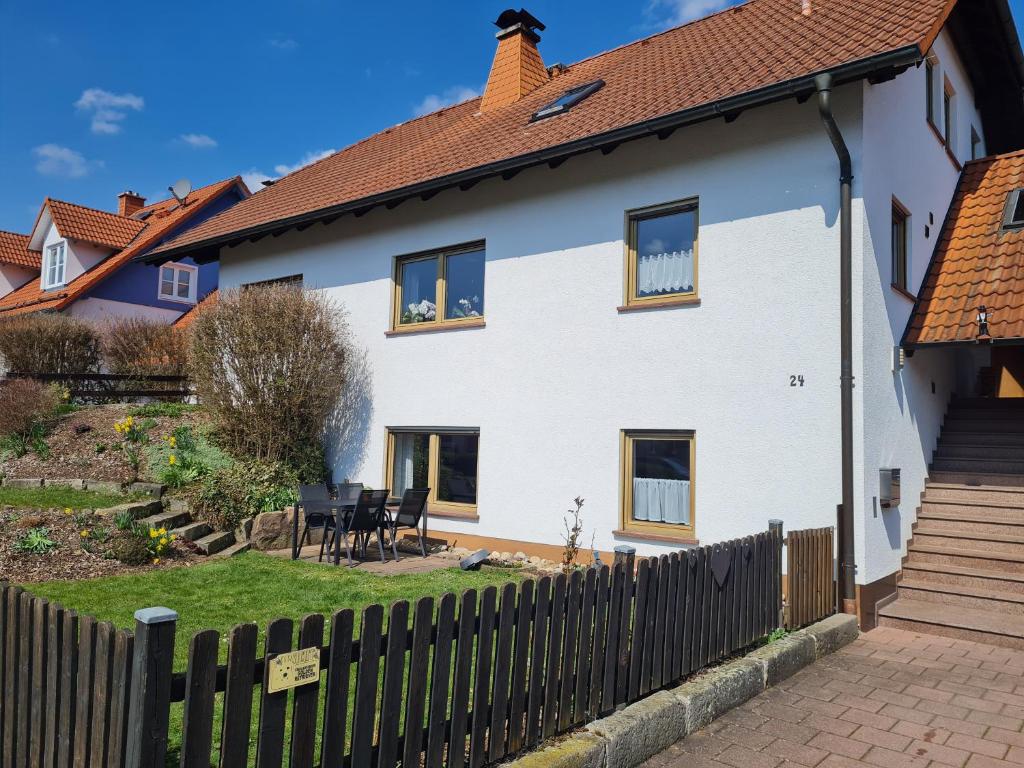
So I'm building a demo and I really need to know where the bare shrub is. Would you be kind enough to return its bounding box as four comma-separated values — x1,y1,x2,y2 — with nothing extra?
101,317,188,377
188,284,349,480
0,314,101,374
0,379,59,438
561,496,585,573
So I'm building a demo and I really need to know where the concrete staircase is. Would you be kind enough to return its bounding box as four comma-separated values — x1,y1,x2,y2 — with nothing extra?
878,397,1024,649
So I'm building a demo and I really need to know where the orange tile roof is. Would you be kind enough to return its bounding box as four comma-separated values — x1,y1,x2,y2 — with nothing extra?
152,0,959,259
0,178,247,315
0,231,41,270
905,149,1024,346
172,289,218,329
46,198,146,250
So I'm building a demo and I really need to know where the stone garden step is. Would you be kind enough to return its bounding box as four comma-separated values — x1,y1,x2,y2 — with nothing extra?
100,499,163,521
212,541,251,559
171,521,212,542
138,510,192,532
194,531,236,556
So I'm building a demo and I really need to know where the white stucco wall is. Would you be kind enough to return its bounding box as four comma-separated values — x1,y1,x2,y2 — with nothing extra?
66,297,183,323
218,91,869,556
41,221,111,287
0,264,37,297
856,27,983,585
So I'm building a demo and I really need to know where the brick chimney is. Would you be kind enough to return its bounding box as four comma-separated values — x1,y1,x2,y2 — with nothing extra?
117,190,146,217
480,9,548,113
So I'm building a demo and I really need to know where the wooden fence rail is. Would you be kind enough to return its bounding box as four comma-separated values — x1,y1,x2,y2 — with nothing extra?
785,526,835,629
3,372,192,401
1,525,804,768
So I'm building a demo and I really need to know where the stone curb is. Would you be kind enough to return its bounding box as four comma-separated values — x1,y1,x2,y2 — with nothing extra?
506,614,859,768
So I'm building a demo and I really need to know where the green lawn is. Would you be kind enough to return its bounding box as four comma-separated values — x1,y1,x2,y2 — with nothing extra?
28,552,524,766
27,551,523,670
0,485,134,510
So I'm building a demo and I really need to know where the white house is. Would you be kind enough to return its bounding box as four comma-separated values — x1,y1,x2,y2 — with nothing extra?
150,0,1024,635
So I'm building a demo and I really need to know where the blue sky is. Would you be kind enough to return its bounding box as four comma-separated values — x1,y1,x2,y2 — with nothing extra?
1,0,1022,233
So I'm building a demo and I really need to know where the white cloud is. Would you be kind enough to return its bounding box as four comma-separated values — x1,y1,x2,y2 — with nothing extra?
179,133,218,149
272,149,335,177
269,38,297,50
412,86,479,117
75,88,144,135
644,0,730,28
241,148,336,193
32,144,95,178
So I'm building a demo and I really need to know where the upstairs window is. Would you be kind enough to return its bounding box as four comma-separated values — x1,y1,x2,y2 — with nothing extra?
925,59,936,126
624,199,698,307
43,242,66,289
943,80,956,151
1003,189,1024,231
159,262,198,304
970,127,983,161
531,80,604,121
392,242,485,331
891,199,910,294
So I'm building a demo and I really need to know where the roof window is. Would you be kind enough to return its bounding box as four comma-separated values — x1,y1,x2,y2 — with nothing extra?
1003,189,1024,230
531,80,604,121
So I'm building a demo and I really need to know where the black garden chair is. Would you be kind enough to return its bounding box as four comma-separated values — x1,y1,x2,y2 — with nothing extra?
317,482,363,562
330,488,391,565
296,484,334,553
388,488,430,558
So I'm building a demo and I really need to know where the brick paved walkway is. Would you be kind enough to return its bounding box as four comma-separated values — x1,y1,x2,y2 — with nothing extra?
642,627,1024,768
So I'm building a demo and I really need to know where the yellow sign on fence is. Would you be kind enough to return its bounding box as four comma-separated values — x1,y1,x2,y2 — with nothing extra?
266,647,321,694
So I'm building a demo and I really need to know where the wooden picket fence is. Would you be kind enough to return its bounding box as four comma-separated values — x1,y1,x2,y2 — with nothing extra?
1,526,792,768
785,526,835,629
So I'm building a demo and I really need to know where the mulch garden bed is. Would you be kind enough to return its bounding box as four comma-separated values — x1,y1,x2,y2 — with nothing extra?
0,506,200,584
1,403,204,484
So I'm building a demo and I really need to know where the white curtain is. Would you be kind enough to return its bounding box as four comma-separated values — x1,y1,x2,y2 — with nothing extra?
637,249,694,295
392,435,416,494
633,478,690,525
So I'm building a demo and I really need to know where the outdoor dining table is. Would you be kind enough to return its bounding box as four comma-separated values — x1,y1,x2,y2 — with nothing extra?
291,495,422,565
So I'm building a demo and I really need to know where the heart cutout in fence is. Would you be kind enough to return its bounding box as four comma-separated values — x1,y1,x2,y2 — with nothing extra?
743,540,753,561
710,546,732,586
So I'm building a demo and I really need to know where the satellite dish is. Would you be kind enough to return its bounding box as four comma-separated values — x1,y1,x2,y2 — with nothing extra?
168,178,192,205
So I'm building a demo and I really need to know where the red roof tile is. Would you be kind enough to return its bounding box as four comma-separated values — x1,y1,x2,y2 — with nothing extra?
0,179,248,315
905,149,1024,345
152,0,954,259
0,231,41,270
172,289,218,328
46,199,146,250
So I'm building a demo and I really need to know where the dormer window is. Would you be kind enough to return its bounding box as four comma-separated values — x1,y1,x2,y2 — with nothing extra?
530,80,604,121
43,242,66,289
1003,189,1024,231
159,262,198,304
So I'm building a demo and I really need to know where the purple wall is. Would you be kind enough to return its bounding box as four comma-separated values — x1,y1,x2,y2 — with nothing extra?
81,186,243,311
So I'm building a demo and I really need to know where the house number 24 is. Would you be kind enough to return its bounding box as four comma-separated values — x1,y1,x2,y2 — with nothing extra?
789,375,805,387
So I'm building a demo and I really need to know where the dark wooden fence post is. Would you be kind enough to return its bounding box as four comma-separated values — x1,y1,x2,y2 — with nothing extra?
612,545,636,574
769,519,783,629
124,607,177,768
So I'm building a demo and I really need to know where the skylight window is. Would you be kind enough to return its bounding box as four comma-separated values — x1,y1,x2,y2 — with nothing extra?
1003,189,1024,230
531,80,604,121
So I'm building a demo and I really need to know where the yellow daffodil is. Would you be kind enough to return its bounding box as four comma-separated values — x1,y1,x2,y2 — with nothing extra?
80,530,88,538
169,436,176,448
152,558,160,565
168,454,176,466
64,507,72,515
159,537,167,545
159,527,166,534
170,534,177,541
149,529,158,538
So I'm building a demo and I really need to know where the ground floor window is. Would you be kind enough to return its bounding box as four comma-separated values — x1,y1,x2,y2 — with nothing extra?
620,430,695,538
386,428,479,515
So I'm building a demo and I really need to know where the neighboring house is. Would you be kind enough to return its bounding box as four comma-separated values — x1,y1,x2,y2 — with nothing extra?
0,178,249,321
148,0,1024,630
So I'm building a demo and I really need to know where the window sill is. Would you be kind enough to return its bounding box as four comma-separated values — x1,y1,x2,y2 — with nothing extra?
161,295,198,306
385,318,485,337
891,284,916,303
618,296,701,312
613,528,699,546
927,120,962,171
428,507,480,522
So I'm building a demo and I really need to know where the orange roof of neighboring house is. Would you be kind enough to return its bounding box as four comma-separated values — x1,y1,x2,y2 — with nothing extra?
0,231,41,270
149,0,1006,261
44,199,146,250
905,149,1024,346
172,289,218,329
0,178,247,315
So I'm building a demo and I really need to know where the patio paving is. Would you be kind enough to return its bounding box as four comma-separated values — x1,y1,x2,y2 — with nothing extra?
267,542,457,575
642,626,1024,768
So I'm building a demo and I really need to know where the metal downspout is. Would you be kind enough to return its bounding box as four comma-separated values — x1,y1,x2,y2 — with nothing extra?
814,73,857,614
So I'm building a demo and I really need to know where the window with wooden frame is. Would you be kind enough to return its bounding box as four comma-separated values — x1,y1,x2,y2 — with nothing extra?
943,79,956,151
385,428,479,517
925,59,936,127
619,430,695,540
623,199,698,309
891,199,910,294
391,242,485,332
